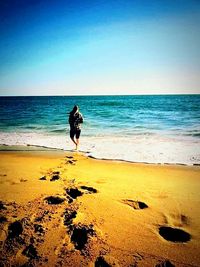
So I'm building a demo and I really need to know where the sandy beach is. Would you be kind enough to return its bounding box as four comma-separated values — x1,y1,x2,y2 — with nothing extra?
0,150,200,266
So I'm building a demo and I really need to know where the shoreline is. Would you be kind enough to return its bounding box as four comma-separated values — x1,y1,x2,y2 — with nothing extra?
0,144,199,167
1,128,200,166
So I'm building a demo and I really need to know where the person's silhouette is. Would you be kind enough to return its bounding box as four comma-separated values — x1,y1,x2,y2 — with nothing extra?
68,105,83,150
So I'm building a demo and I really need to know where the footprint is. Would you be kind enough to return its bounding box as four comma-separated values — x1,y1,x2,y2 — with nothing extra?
0,216,7,223
22,244,39,259
20,178,28,183
155,259,175,267
95,255,120,267
158,226,191,243
63,209,77,227
65,159,77,165
70,224,95,251
67,160,74,164
7,220,23,239
95,256,111,267
66,188,83,203
44,196,65,205
121,199,148,210
39,176,46,181
50,171,60,181
80,186,98,194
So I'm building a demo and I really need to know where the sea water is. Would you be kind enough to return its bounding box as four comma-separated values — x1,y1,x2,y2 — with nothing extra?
0,95,200,164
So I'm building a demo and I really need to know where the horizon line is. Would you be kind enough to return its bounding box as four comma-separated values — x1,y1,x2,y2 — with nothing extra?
0,93,200,97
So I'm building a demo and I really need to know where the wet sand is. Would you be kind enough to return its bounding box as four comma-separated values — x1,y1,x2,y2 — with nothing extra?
0,150,200,266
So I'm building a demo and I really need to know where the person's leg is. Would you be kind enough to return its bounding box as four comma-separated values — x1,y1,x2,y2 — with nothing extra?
75,138,79,150
75,129,81,150
70,129,77,147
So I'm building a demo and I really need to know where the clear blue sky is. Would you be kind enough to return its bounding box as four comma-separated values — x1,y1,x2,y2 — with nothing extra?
0,0,200,96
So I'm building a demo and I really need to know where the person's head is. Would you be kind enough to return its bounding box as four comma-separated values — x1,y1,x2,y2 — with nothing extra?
72,105,79,114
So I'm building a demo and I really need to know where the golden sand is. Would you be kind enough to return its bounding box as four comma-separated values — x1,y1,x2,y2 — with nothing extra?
0,151,200,266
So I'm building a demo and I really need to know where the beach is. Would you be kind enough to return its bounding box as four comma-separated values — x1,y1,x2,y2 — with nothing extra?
0,149,200,266
1,0,200,265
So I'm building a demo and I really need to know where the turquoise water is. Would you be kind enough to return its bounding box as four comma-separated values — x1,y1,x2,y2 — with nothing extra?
0,95,200,164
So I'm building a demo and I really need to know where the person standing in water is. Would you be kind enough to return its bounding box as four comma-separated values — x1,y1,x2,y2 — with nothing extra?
68,105,83,150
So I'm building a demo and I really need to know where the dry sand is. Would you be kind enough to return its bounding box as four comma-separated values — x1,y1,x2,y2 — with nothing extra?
0,150,200,267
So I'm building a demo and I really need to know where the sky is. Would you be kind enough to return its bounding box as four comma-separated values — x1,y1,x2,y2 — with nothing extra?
0,0,200,96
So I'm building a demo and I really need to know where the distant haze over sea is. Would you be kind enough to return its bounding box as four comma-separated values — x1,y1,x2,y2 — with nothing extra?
0,95,200,165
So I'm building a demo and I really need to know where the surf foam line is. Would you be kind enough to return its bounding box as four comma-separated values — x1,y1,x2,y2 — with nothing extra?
0,131,200,165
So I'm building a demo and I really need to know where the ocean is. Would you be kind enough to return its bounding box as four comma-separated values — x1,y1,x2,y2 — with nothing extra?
0,95,200,165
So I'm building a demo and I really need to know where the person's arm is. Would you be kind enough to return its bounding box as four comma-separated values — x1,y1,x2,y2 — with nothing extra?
79,113,83,123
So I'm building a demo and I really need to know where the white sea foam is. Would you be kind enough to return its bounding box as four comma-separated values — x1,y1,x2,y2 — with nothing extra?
0,131,200,165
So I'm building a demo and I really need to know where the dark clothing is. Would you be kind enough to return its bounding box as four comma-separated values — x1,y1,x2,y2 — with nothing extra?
70,128,81,139
68,111,83,139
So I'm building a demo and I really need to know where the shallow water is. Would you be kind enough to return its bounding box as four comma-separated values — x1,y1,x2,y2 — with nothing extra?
0,95,200,164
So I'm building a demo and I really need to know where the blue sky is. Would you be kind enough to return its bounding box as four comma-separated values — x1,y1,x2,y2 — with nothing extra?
0,0,200,96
